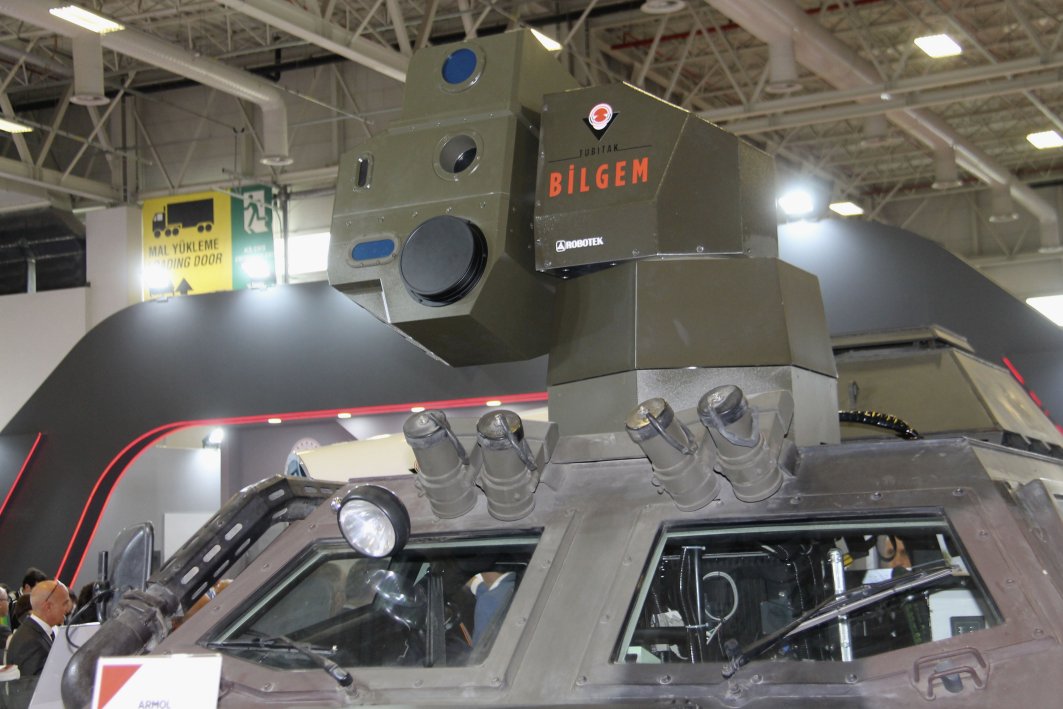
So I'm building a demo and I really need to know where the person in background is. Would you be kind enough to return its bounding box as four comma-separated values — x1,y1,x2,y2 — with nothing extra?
0,584,11,646
465,571,515,648
862,535,912,584
6,579,73,677
10,568,46,632
4,580,72,709
73,584,98,624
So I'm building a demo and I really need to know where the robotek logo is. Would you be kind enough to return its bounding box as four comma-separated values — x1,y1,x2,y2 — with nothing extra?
555,237,604,253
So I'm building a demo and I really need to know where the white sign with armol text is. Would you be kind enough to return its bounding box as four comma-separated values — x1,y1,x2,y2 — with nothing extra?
92,655,221,709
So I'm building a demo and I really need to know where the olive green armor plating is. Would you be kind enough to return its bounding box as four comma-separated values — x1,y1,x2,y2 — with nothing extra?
59,28,1063,709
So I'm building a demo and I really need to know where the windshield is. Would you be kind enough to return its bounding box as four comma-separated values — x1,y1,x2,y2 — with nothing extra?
617,516,998,666
207,535,537,669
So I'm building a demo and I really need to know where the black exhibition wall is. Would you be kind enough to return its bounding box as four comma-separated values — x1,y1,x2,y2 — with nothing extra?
1,217,1061,585
779,218,1063,416
0,282,548,584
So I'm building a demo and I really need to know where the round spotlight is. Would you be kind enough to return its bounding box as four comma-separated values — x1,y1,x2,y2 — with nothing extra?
778,189,814,217
333,485,410,558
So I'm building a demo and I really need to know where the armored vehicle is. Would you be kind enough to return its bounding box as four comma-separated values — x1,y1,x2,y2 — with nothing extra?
58,30,1063,709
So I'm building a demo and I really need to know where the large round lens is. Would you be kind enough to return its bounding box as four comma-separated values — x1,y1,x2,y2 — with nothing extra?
338,500,396,557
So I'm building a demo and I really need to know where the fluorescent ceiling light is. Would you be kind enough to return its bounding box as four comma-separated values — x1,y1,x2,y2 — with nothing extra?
1027,130,1063,150
267,417,283,424
914,34,962,58
1027,295,1063,326
337,412,352,419
485,400,503,407
410,406,426,413
531,29,562,52
49,5,125,34
778,189,814,217
829,201,864,216
0,117,32,134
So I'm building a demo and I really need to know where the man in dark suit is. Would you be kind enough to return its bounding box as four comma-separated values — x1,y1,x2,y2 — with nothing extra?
6,579,72,677
2,579,71,709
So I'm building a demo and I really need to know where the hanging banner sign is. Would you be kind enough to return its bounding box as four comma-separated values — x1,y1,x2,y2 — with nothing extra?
231,185,276,291
92,655,222,709
141,186,275,299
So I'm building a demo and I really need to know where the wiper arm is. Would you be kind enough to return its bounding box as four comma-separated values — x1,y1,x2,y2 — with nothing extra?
207,633,354,688
722,560,956,678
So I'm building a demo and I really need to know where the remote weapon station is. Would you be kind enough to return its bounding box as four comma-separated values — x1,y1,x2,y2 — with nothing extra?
61,30,1063,708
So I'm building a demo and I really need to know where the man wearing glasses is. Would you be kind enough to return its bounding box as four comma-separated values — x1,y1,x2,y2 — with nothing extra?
5,579,72,678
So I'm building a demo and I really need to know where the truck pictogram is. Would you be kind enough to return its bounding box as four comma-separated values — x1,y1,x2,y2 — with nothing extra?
152,197,215,237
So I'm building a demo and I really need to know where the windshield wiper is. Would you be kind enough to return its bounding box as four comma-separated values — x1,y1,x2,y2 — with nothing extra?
206,633,354,687
722,559,957,678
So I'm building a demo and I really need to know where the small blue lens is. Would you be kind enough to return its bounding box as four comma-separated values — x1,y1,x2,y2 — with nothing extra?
352,239,395,261
442,48,478,85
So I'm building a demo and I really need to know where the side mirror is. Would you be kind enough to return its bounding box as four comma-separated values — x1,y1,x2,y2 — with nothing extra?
98,522,154,619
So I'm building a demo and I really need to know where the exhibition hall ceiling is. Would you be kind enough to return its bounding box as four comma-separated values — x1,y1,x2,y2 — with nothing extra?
0,1,1060,277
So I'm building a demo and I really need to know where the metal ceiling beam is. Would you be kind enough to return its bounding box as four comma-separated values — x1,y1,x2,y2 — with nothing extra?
720,69,1063,134
704,0,1062,252
0,153,118,202
0,92,33,165
415,0,440,50
385,0,413,55
0,0,292,165
215,0,408,81
700,52,1063,123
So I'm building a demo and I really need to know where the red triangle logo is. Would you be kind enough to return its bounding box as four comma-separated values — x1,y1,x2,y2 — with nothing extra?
97,664,142,708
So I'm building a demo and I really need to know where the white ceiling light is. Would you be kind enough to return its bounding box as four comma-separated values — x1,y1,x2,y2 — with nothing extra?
1027,295,1063,326
49,5,125,34
829,201,864,217
914,34,962,58
1027,130,1063,150
640,0,687,14
778,189,814,217
0,117,32,134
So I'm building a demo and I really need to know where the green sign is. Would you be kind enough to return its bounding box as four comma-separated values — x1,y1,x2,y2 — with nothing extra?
230,185,276,290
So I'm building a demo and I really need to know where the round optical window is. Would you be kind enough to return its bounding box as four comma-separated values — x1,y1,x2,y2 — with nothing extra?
442,48,479,85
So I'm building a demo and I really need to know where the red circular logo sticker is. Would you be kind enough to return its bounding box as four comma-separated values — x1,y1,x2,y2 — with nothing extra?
588,102,613,130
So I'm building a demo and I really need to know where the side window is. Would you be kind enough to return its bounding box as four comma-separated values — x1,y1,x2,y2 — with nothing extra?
617,517,998,667
207,536,537,669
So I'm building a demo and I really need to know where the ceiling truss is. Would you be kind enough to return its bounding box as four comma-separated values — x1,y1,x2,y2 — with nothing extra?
0,0,1059,272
